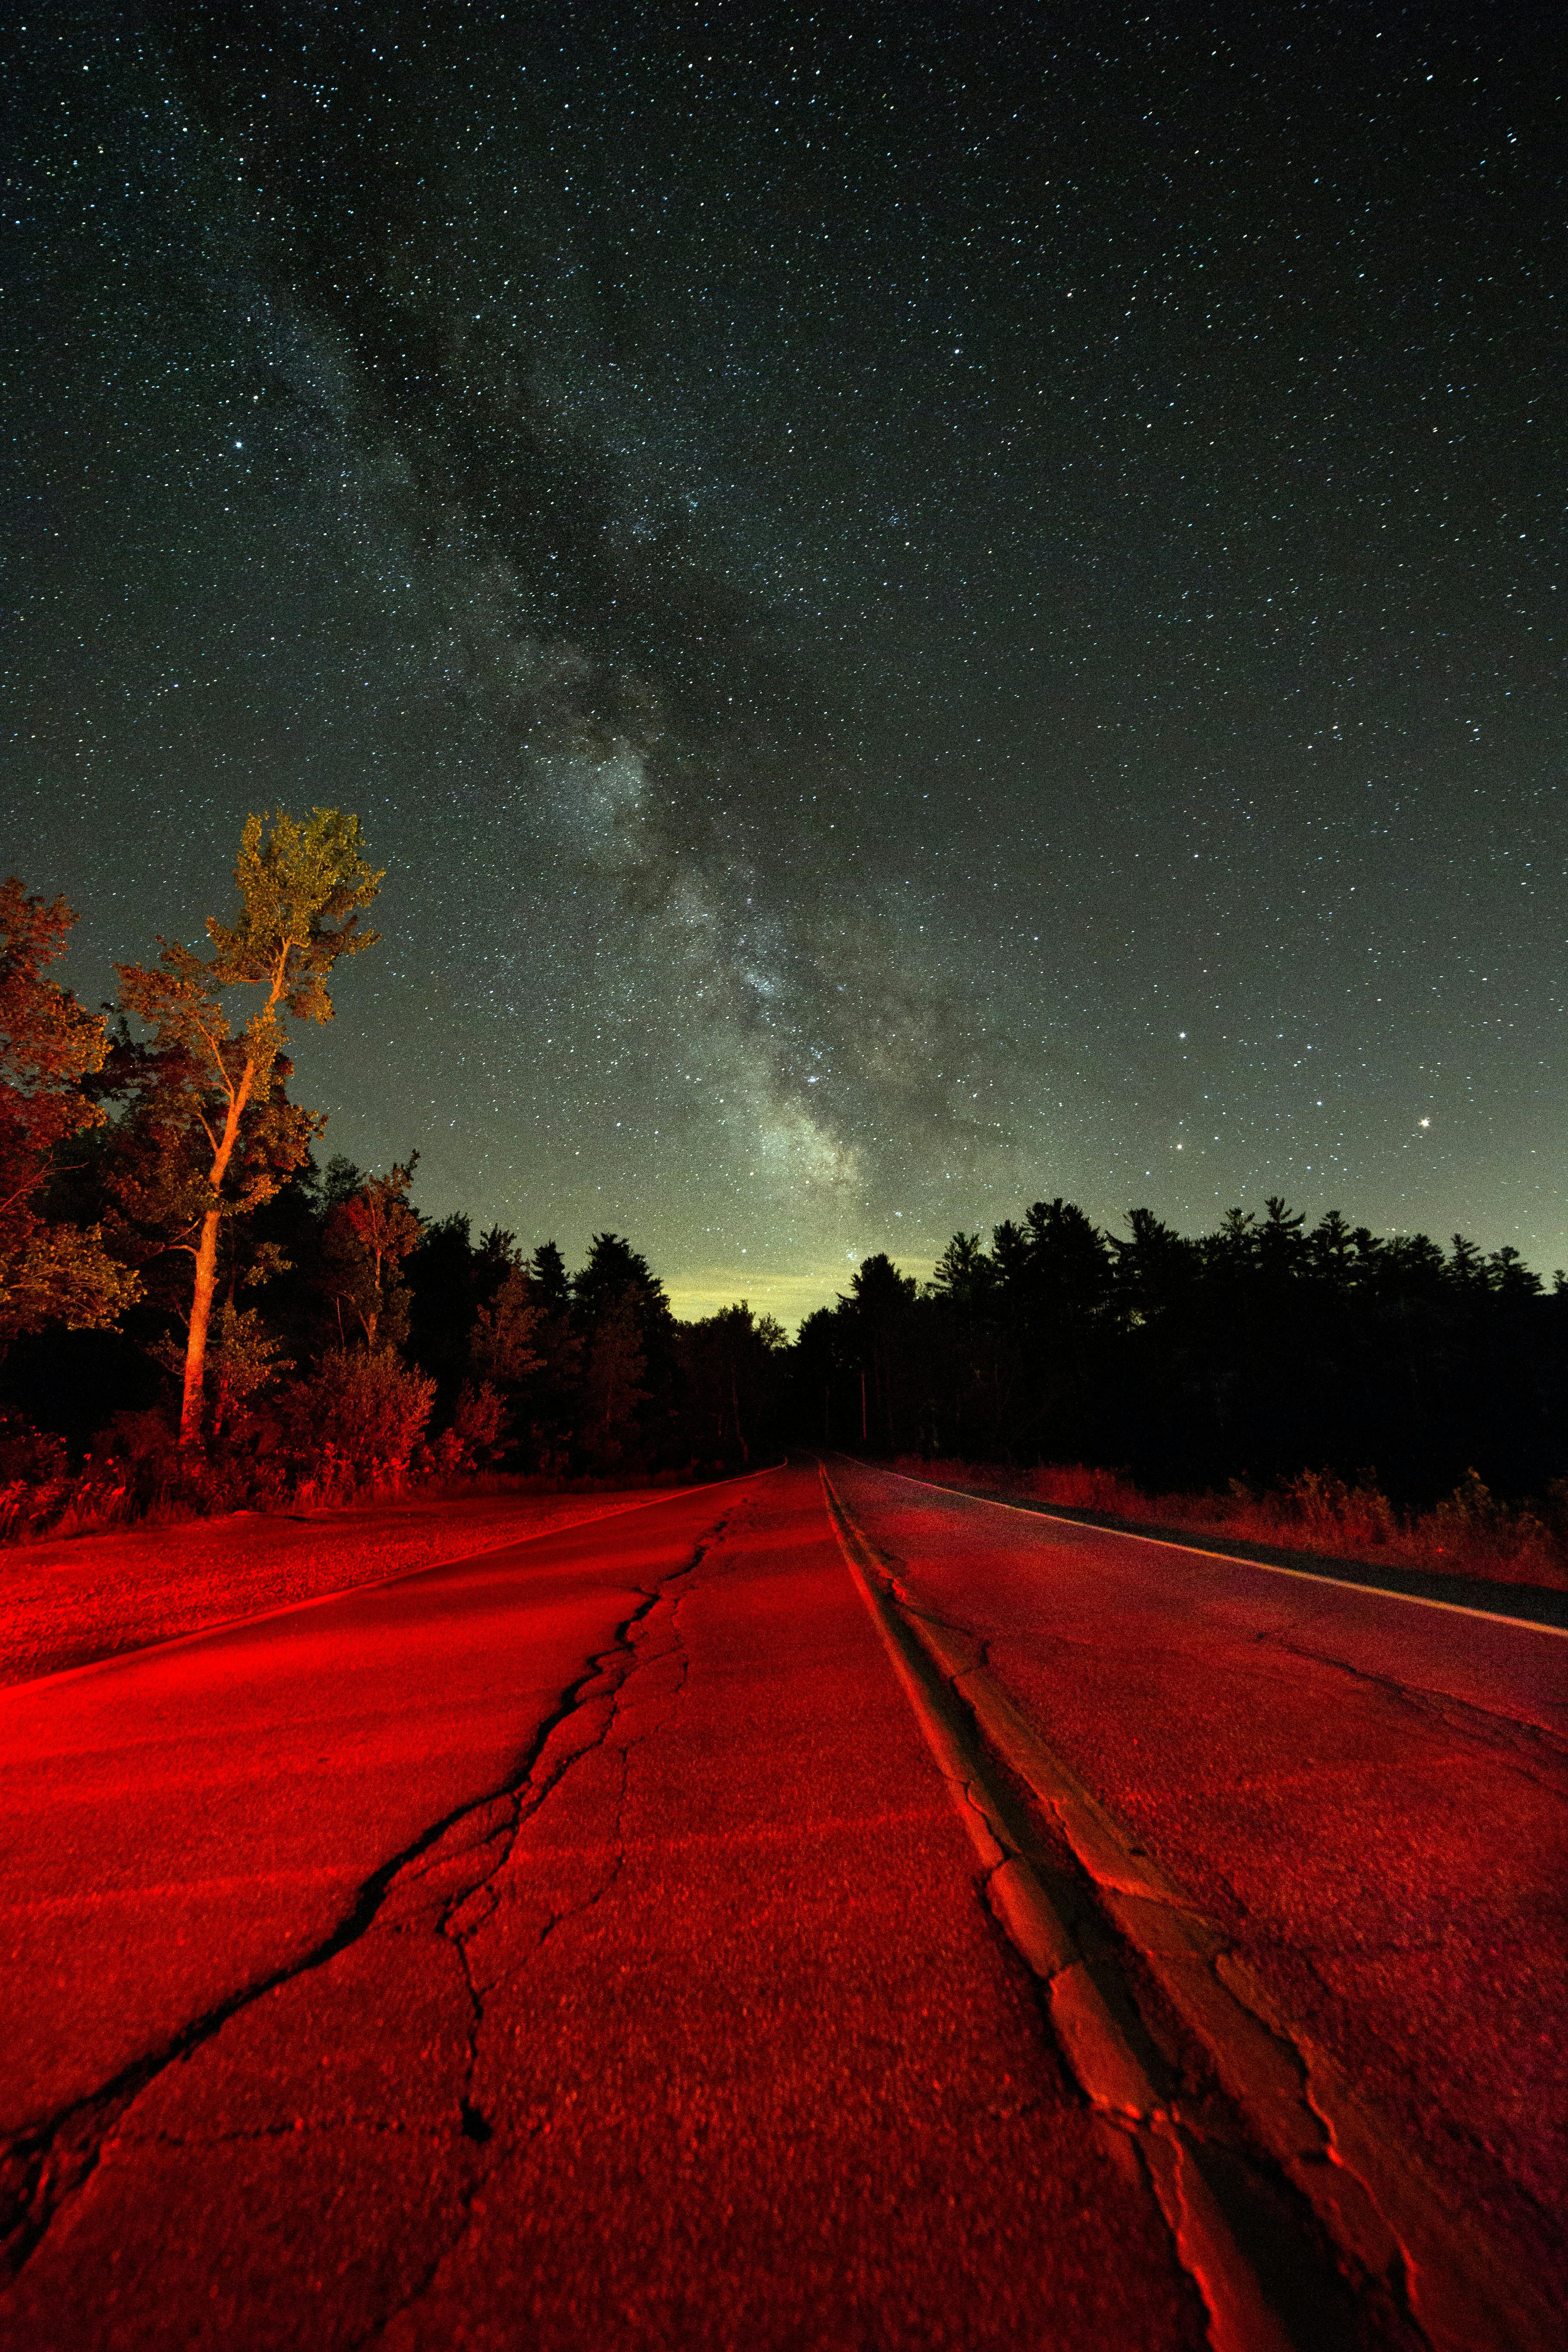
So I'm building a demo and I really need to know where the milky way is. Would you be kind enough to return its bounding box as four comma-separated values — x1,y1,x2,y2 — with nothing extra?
4,6,1562,1319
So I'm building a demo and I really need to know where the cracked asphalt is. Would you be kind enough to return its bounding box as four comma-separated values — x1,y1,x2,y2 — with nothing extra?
2,1460,1560,2349
828,1457,1568,2324
0,1468,1199,2351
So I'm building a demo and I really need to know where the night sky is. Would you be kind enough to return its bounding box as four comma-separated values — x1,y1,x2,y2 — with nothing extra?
5,4,1563,1323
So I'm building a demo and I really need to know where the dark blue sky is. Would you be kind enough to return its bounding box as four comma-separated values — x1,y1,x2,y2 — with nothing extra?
5,3,1562,1320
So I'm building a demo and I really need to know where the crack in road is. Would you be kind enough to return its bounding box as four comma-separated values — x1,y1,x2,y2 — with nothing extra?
0,1508,735,2293
941,1652,1555,2352
824,1469,1559,2352
924,1666,1430,2349
820,1479,1335,2352
847,1493,1568,1819
851,1464,1568,1643
344,1520,724,2349
1258,1631,1568,1797
134,2118,453,2148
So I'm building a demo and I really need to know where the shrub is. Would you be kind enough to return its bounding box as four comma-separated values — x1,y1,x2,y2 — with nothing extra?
417,1380,510,1480
0,1415,70,1539
282,1347,435,1490
454,1377,508,1460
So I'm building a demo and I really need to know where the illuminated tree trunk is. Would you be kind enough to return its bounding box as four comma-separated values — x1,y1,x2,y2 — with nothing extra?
178,1069,253,1447
181,1207,222,1445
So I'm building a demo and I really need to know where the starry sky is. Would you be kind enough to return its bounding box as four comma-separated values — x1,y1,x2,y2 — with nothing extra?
5,3,1563,1322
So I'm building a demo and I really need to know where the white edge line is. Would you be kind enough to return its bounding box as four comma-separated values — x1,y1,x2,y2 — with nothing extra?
845,1458,1568,1641
2,1464,782,1701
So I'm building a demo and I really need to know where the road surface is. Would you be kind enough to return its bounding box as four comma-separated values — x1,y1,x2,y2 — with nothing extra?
0,1458,1562,2349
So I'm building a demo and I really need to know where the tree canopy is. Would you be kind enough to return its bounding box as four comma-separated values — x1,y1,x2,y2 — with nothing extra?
0,878,139,1349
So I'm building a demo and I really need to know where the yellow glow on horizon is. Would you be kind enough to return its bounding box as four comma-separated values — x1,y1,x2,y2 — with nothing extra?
666,1258,933,1333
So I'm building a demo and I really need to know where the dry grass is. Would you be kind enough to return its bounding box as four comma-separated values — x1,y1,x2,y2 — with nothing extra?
890,1458,1568,1594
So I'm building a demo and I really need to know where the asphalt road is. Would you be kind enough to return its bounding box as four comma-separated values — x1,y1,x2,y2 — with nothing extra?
1,1460,1562,2349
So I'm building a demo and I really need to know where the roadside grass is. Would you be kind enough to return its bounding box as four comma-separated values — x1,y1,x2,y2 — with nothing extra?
889,1456,1568,1594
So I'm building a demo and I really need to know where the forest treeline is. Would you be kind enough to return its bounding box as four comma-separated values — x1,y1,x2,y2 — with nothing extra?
2,817,1564,1538
0,818,786,1525
8,1149,789,1507
806,1204,1567,1507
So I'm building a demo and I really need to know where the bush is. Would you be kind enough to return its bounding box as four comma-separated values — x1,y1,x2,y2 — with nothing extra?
456,1378,508,1459
0,1415,70,1539
282,1347,436,1493
0,1406,251,1538
0,1350,506,1544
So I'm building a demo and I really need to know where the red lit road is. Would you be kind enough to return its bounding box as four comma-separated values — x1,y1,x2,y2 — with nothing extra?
1,1460,1563,2350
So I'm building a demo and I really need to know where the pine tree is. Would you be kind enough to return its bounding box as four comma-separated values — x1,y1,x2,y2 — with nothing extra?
116,810,381,1443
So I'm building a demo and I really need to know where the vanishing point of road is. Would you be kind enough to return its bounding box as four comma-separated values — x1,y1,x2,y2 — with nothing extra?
2,1458,1563,2350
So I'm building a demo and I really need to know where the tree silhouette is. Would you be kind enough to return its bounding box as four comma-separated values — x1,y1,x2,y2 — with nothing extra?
682,1302,787,1464
840,1253,917,1449
585,1292,647,1467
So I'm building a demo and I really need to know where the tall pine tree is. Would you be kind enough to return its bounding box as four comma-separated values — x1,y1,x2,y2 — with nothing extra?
117,811,381,1443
